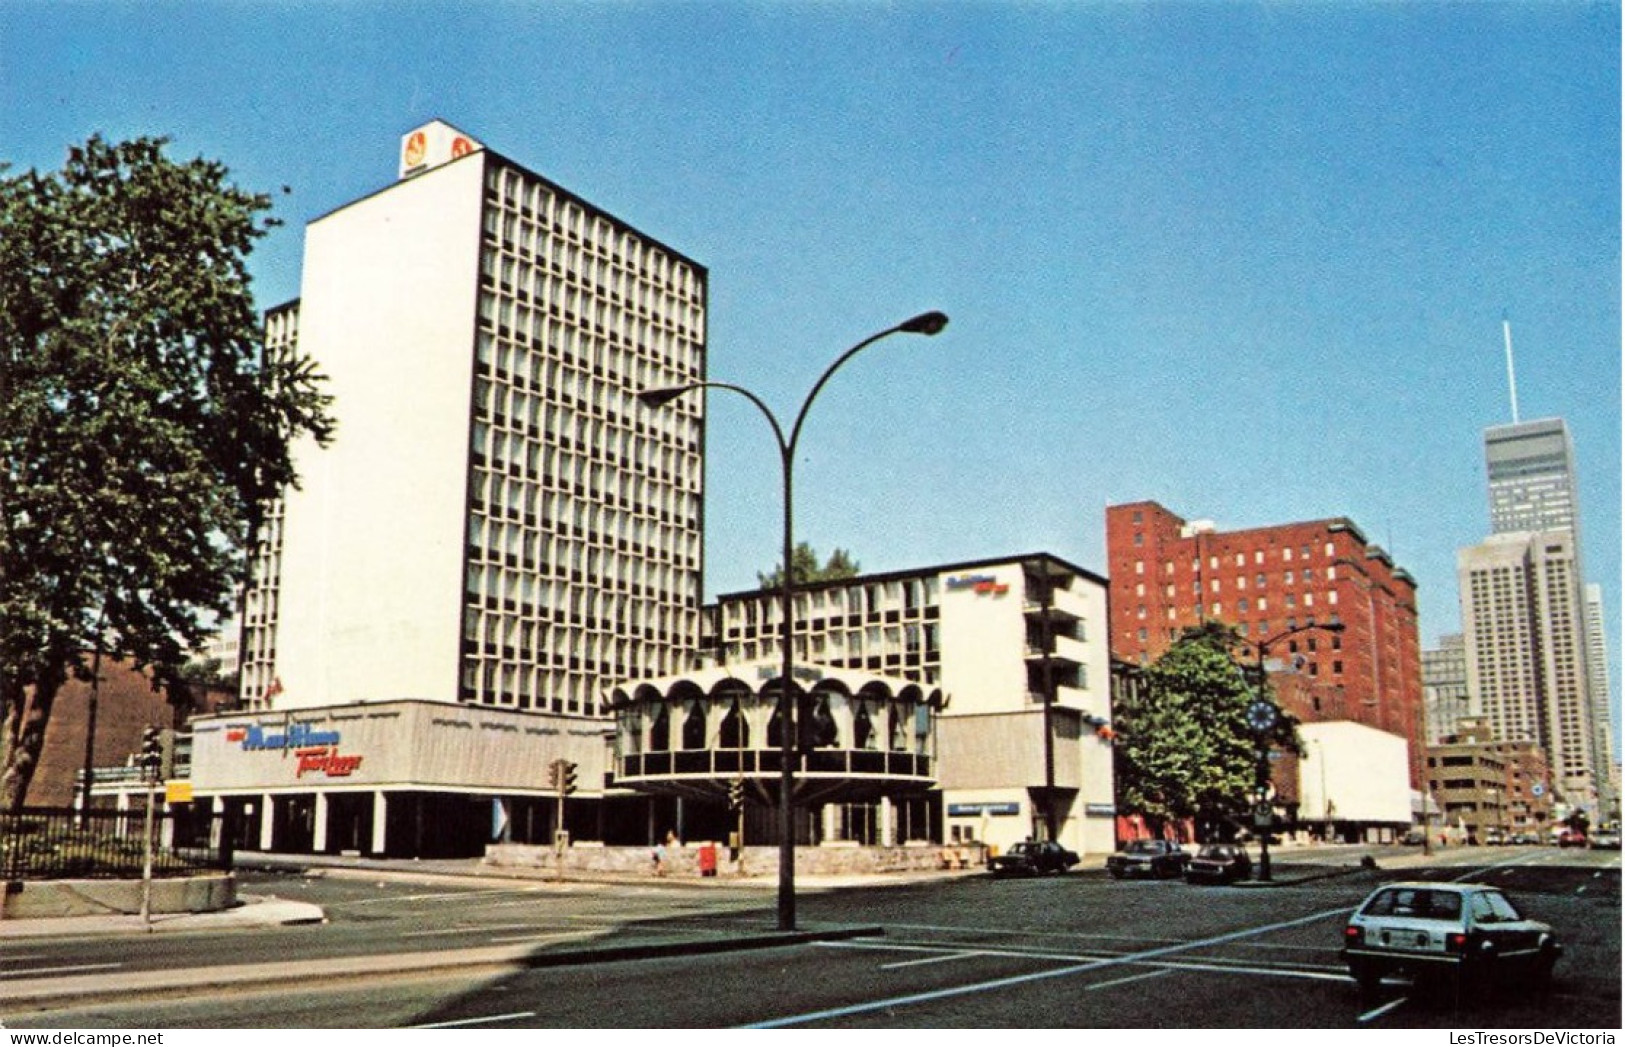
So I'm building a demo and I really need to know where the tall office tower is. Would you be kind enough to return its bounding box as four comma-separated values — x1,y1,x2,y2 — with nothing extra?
1458,531,1597,812
1104,501,1424,787
1423,634,1471,745
1485,418,1580,537
240,121,707,716
1479,415,1608,816
1584,583,1618,817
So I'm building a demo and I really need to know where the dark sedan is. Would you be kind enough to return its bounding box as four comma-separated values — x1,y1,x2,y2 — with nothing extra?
987,840,1079,877
1184,843,1252,885
1105,838,1190,879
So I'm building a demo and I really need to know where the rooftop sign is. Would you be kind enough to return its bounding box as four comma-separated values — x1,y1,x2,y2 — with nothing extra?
399,120,483,180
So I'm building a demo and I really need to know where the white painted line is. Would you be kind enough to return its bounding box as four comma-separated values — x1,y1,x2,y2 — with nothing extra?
823,938,1348,981
411,1010,537,1029
749,906,1355,1028
0,963,123,980
1088,968,1174,992
340,887,542,906
882,951,990,970
399,923,541,938
1357,995,1409,1024
486,930,600,945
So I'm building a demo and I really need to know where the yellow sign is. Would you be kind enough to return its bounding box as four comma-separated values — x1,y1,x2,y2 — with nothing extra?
165,781,194,804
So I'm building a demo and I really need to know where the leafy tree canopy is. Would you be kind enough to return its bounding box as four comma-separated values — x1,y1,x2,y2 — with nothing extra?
1113,621,1301,838
0,135,334,809
756,542,861,589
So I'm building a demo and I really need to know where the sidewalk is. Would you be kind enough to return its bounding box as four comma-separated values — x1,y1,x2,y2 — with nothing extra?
0,894,327,940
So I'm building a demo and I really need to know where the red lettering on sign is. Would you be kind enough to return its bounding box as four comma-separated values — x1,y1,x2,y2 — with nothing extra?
294,746,364,778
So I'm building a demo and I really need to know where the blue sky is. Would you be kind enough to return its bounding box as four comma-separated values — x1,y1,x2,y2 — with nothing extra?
4,2,1619,738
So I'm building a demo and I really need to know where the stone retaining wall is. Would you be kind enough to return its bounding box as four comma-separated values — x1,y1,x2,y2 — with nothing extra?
2,874,236,919
484,842,987,878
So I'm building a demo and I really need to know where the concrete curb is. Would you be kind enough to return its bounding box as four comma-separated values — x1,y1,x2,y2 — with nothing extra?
0,896,326,940
0,925,883,1012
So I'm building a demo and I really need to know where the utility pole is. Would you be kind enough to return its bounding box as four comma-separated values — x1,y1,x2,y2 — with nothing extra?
138,726,161,926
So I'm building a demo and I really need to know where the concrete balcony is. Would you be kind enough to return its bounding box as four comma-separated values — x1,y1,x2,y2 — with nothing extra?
1024,633,1090,667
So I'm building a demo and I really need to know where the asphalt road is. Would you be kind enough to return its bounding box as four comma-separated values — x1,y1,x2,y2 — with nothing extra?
1,845,1616,1029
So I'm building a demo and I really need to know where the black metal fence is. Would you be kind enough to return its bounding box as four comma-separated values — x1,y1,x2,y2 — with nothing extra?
0,806,234,881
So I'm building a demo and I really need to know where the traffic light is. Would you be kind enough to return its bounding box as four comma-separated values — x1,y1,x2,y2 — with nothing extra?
139,727,161,778
561,761,577,797
547,759,562,791
728,777,744,812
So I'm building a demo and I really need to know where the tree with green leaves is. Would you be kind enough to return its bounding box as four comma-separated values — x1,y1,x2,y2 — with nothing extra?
1113,621,1301,840
0,135,334,810
756,542,861,589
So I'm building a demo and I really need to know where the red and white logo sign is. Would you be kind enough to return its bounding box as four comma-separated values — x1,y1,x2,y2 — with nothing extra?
403,130,428,169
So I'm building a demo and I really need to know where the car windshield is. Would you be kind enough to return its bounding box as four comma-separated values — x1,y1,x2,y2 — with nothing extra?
1360,887,1463,920
1125,840,1163,854
1197,845,1236,859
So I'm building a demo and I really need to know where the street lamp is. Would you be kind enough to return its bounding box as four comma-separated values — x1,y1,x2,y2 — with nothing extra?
1242,620,1345,882
637,310,948,931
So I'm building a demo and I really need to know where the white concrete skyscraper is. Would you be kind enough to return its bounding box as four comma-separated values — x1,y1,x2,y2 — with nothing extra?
240,121,707,718
1458,531,1597,813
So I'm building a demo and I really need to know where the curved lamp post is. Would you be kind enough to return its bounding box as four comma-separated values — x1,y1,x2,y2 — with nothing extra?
1242,620,1345,882
637,310,948,930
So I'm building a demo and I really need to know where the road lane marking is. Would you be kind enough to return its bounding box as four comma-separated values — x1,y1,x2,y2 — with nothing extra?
881,951,991,970
751,906,1354,1028
1088,968,1174,991
411,1011,537,1029
1357,996,1409,1024
0,963,123,979
399,923,541,937
486,930,601,945
336,887,543,906
825,938,1347,981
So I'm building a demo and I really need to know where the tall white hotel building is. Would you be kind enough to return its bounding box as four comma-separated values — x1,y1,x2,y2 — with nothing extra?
240,121,706,719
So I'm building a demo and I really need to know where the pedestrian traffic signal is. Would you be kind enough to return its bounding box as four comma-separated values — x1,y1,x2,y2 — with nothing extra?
728,777,745,811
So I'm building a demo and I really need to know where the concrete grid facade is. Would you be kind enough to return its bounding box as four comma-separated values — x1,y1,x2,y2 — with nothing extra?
240,121,707,721
1458,530,1598,814
1423,634,1471,745
705,556,1118,857
1104,501,1424,789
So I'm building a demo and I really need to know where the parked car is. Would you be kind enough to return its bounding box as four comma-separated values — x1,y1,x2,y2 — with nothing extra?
1510,832,1540,846
1400,829,1427,846
1342,881,1561,1001
1588,832,1621,850
987,839,1079,877
1184,843,1252,885
1106,838,1190,880
1558,830,1588,848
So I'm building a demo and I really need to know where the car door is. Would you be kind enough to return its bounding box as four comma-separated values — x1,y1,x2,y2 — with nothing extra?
1472,890,1544,972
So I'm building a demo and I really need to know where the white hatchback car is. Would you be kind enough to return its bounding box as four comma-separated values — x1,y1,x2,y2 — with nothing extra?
1342,881,1561,1000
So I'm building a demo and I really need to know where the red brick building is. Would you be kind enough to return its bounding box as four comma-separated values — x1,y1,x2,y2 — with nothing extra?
31,657,233,808
1105,501,1424,789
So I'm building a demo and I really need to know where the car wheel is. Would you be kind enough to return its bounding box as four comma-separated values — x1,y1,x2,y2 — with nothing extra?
1529,948,1557,996
1109,868,1123,880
